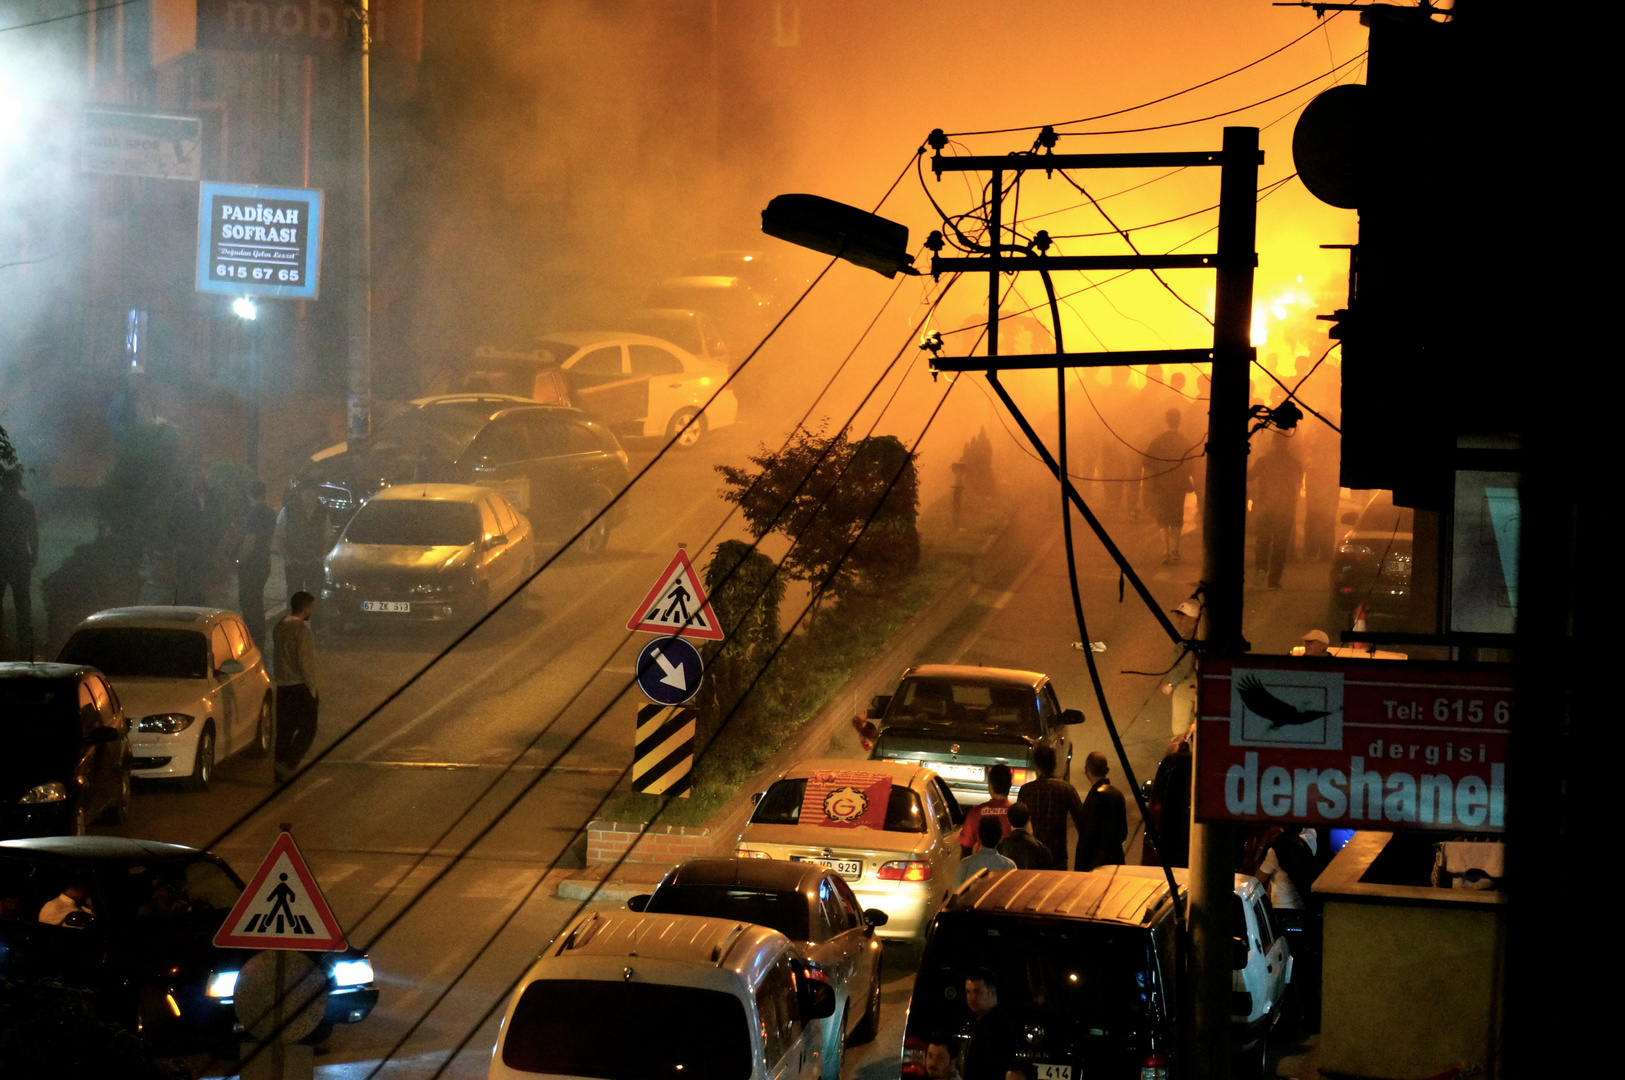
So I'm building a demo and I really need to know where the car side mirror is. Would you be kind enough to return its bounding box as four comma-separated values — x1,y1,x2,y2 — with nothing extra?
869,694,892,716
862,908,889,928
1060,708,1085,727
751,791,764,805
218,659,246,676
1232,936,1251,969
627,895,651,912
1140,779,1156,802
799,978,836,1023
851,717,878,751
88,726,122,745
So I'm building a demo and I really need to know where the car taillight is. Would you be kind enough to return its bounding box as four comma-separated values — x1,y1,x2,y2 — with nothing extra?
877,860,931,881
736,848,771,859
1009,767,1030,786
1141,1050,1170,1079
900,1034,926,1077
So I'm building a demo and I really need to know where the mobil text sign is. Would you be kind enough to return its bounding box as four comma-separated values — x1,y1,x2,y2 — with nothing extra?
196,182,322,299
1195,657,1510,835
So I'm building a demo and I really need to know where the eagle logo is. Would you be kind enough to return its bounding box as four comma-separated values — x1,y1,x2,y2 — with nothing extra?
1237,675,1334,729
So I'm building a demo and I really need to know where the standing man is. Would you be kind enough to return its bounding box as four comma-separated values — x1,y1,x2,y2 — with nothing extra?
1142,408,1195,565
1015,746,1086,870
995,803,1052,870
955,817,1016,886
274,485,333,598
167,467,215,606
1160,598,1201,736
271,591,321,783
237,480,276,643
1073,752,1128,870
961,969,1018,1080
0,467,39,659
1248,434,1304,591
958,764,1013,856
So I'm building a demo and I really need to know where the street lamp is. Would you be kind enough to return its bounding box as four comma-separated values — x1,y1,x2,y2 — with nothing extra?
234,297,260,470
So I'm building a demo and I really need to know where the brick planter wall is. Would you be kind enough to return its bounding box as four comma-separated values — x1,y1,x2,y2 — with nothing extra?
586,819,717,869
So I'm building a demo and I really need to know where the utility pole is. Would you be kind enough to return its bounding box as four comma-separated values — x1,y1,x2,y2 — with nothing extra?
346,0,373,442
1188,124,1259,1080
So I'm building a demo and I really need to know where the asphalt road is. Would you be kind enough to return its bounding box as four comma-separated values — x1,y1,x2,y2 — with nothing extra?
100,380,1339,1079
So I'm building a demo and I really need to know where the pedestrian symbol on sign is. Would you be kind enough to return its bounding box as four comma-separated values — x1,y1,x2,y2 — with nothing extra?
214,831,347,951
655,581,692,625
242,873,316,936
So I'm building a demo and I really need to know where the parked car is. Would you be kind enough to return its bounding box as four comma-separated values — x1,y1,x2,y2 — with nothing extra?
435,345,575,405
856,665,1083,806
643,275,774,360
0,836,377,1051
486,909,835,1080
323,483,535,628
901,867,1291,1079
57,607,271,790
0,663,131,838
1232,874,1293,1062
1330,491,1413,627
736,757,963,941
625,307,735,371
529,330,738,448
301,394,630,552
629,857,887,1079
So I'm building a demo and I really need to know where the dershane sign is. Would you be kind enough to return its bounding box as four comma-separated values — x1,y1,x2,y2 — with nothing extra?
1194,657,1510,835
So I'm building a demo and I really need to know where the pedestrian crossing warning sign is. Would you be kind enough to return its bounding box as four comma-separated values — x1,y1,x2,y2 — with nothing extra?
626,548,724,640
214,832,347,951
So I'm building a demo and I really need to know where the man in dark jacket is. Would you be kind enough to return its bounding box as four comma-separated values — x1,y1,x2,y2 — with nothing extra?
1015,746,1085,869
1074,751,1128,870
0,467,38,658
995,802,1052,870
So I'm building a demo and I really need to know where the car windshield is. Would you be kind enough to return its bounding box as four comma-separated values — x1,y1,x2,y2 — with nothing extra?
751,778,926,833
1354,494,1413,537
501,979,751,1079
58,628,210,680
644,885,810,941
344,500,480,547
886,679,1041,735
101,857,244,922
455,360,551,398
366,403,495,462
915,913,1161,1038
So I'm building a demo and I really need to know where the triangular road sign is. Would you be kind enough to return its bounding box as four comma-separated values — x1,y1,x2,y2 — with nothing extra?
214,832,347,952
626,549,724,640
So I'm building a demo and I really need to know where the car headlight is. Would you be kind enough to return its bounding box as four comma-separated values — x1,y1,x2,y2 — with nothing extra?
207,970,239,998
138,713,196,734
331,958,374,987
18,782,69,804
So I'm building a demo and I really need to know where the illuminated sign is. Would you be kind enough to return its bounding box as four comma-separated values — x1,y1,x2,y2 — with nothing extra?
196,182,322,299
1194,657,1510,835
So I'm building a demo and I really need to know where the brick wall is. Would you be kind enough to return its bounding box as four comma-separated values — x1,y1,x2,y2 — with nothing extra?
586,819,717,869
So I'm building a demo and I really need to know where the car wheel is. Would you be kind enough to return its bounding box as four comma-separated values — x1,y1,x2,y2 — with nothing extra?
187,724,216,791
574,488,613,557
822,1007,846,1080
666,407,705,449
98,758,132,825
849,953,883,1045
246,695,272,758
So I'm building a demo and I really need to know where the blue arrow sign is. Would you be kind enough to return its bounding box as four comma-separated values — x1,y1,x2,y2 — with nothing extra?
636,637,704,706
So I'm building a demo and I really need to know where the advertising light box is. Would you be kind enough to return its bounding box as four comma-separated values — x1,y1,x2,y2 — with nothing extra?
196,182,323,300
1194,657,1511,835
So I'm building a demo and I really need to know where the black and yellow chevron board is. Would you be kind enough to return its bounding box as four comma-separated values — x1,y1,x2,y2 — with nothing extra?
632,703,697,797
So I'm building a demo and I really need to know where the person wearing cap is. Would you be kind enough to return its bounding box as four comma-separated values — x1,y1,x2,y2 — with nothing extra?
1292,629,1331,657
1161,599,1201,735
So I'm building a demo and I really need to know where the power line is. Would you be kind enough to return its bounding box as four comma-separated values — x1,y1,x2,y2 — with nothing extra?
945,12,1347,136
0,0,143,33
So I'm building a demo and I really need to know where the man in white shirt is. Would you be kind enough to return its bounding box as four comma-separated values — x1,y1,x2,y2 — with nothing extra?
272,590,321,782
39,882,94,925
955,816,1015,886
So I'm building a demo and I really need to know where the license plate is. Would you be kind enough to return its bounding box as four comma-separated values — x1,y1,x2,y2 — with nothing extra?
932,762,987,782
362,600,410,613
793,856,861,878
1035,1065,1071,1080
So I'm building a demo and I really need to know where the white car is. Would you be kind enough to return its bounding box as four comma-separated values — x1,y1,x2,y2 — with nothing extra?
56,607,272,789
535,330,738,448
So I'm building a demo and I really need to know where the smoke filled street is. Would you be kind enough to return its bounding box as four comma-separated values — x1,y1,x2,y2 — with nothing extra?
1,2,1586,1079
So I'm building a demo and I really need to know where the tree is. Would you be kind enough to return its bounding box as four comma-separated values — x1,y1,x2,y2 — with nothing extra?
699,539,785,732
716,424,920,613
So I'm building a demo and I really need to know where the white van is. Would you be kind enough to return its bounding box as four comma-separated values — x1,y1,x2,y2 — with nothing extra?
488,910,835,1080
